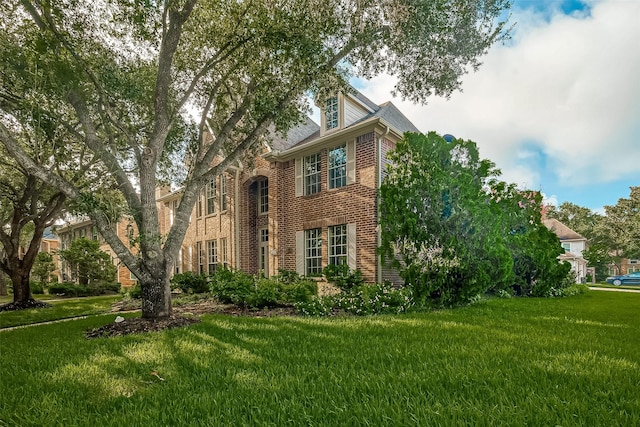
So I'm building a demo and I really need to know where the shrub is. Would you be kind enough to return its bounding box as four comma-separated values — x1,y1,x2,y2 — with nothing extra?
48,281,120,297
294,296,336,316
209,269,255,306
127,283,142,299
29,281,45,295
171,272,209,294
280,279,317,304
322,264,364,292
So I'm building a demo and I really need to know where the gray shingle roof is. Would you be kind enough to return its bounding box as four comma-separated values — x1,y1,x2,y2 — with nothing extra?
268,115,320,152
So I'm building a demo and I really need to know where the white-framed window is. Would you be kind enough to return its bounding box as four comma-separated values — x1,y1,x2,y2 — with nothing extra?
561,242,571,252
92,226,98,241
258,179,268,214
197,191,204,217
304,153,321,195
325,96,338,130
630,259,638,264
196,241,204,274
206,179,216,215
220,175,227,211
259,228,269,274
220,238,228,268
207,240,218,274
305,228,322,276
328,224,347,266
328,145,347,189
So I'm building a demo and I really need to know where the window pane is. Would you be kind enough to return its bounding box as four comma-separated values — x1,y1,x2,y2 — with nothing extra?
328,224,347,265
304,153,321,195
305,228,322,275
258,180,268,214
206,179,216,215
329,145,347,189
325,97,338,130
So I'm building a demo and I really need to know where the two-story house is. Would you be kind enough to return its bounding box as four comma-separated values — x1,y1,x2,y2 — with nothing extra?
543,218,589,283
159,89,419,284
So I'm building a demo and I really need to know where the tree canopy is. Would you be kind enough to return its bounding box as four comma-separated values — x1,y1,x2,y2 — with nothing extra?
1,0,510,318
379,132,571,304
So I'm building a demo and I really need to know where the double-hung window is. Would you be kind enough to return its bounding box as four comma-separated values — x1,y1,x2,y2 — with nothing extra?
305,228,322,276
258,179,268,214
220,175,227,211
325,96,339,130
304,153,321,195
328,145,347,189
328,224,347,266
207,240,218,273
206,179,216,215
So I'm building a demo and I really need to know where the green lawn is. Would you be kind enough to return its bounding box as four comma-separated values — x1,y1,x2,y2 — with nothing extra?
0,295,122,328
1,291,638,426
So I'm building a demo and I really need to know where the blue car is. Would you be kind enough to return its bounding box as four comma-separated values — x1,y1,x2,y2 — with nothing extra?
605,271,640,286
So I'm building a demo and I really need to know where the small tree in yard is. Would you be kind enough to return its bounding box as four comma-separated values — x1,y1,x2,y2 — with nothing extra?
31,252,56,286
59,238,116,288
1,0,511,319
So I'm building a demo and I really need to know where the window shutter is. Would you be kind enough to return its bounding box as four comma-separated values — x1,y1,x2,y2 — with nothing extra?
347,223,356,270
295,158,303,196
346,140,356,185
296,231,304,275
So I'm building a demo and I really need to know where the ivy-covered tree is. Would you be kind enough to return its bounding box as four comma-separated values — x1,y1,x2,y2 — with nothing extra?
1,0,510,319
59,238,116,287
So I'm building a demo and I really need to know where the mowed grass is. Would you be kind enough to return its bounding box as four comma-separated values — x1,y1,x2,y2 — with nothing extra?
0,295,122,328
1,291,638,426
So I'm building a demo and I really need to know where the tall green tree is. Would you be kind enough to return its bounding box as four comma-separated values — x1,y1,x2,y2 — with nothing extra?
1,0,510,319
379,133,571,304
0,149,67,308
59,238,116,287
600,186,640,269
545,202,602,240
379,132,513,305
31,251,56,286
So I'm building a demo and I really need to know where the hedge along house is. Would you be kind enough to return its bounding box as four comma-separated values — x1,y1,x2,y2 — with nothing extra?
160,88,420,283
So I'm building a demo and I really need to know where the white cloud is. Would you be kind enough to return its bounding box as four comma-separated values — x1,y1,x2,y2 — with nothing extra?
357,0,640,191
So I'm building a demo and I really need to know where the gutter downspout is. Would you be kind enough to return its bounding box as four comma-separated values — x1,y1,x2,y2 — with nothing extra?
235,160,243,270
376,125,390,284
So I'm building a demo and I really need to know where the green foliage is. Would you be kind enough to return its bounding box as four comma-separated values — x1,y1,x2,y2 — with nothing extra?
48,281,120,297
209,269,317,308
170,271,209,294
29,281,44,295
31,252,56,285
380,132,510,305
58,238,117,287
322,264,364,291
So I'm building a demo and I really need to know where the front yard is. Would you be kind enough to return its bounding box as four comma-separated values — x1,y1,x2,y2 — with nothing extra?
1,291,638,426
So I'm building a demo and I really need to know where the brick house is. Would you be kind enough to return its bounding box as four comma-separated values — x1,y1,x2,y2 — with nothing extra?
160,89,419,283
55,218,139,286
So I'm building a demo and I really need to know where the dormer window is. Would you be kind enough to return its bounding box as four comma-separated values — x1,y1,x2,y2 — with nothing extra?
325,96,339,130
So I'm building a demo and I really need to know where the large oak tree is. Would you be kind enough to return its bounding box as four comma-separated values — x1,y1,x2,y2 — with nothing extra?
1,0,510,318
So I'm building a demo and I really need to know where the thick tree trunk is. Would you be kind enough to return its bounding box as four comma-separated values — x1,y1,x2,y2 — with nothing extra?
11,268,33,304
140,275,172,319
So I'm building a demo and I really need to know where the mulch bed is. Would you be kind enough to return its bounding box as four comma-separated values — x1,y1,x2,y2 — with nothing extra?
0,299,52,312
85,300,299,339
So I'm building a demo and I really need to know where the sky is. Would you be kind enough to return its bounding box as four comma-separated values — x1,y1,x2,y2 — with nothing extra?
339,0,639,213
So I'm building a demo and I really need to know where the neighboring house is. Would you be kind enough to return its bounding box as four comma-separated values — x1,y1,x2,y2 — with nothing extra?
159,89,419,284
608,258,640,276
54,218,138,286
543,218,589,283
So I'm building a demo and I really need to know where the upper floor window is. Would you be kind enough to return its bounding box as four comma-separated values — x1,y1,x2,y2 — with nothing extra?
329,145,347,189
325,96,338,130
561,242,571,252
304,153,321,195
220,175,227,211
206,179,216,215
258,179,268,214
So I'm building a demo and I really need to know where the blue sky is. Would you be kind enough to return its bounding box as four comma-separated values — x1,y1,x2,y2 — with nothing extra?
350,0,639,213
